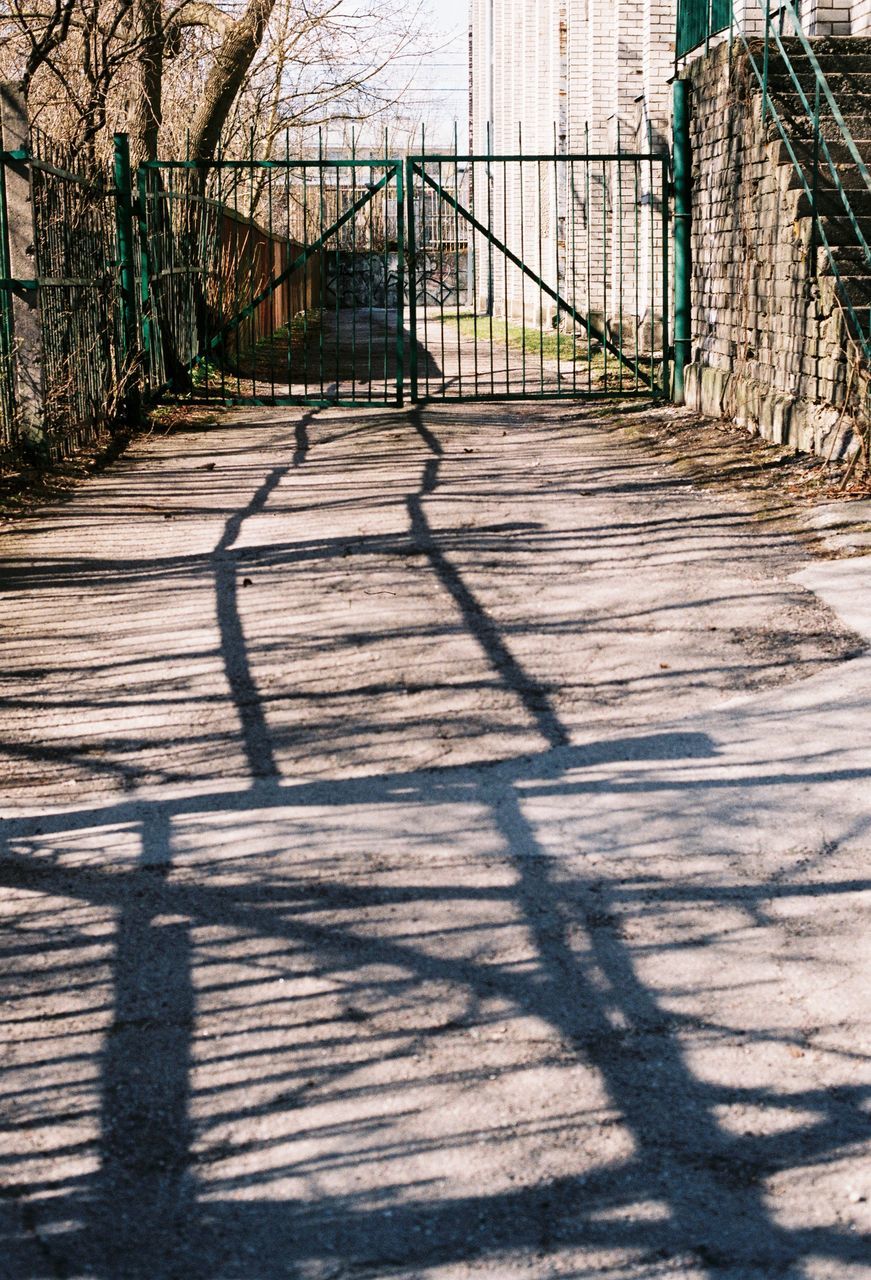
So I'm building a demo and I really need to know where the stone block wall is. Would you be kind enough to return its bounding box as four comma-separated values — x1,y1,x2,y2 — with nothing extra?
683,40,861,455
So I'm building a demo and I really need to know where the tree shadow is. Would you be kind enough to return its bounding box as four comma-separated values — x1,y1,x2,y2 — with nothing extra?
0,403,869,1277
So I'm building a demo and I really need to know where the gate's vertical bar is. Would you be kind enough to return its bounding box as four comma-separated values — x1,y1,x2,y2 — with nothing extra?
0,138,15,439
672,78,691,403
502,157,510,394
406,156,419,402
633,153,640,393
284,131,293,399
601,154,608,389
486,122,495,395
437,157,446,396
648,118,656,397
268,161,276,402
135,166,153,395
216,140,226,401
318,131,326,401
453,123,462,397
351,131,358,403
302,159,311,398
395,158,405,407
660,153,670,399
383,128,389,402
518,129,527,394
232,151,241,397
553,127,561,396
471,157,479,395
421,127,431,397
617,122,624,391
585,127,592,392
113,133,140,423
249,129,257,397
367,151,375,400
334,156,341,399
536,152,545,393
570,156,578,395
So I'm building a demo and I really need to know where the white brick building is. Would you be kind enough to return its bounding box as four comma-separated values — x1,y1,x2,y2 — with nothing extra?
469,0,675,343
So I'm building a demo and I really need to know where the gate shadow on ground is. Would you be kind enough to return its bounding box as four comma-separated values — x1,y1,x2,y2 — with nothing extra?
1,405,869,1278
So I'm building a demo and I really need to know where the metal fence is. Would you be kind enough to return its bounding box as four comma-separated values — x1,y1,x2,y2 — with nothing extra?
0,122,122,461
676,0,731,57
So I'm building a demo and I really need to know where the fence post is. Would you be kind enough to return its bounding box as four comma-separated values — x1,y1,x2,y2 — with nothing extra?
672,78,692,404
113,132,141,423
0,82,44,451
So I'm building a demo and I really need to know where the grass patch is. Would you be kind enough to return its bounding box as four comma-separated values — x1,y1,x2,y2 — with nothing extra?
443,312,600,363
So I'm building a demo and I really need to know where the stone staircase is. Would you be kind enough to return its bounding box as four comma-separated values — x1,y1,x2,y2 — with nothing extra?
763,37,871,355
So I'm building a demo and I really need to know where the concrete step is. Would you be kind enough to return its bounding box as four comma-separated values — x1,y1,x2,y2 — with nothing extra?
818,272,871,305
766,69,871,97
769,89,871,120
793,186,871,216
772,137,871,166
767,114,871,143
816,243,871,274
746,35,871,59
781,162,871,192
818,213,871,244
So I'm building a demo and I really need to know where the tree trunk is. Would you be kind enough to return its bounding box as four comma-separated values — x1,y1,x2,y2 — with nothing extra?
128,0,163,165
188,0,278,163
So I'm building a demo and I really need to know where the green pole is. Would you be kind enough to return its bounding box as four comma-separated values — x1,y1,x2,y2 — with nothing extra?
672,79,692,405
113,132,140,423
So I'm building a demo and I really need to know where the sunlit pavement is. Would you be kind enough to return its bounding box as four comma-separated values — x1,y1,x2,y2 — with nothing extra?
1,401,869,1279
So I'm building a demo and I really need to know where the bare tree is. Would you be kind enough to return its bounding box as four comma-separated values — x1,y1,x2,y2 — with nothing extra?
0,0,435,164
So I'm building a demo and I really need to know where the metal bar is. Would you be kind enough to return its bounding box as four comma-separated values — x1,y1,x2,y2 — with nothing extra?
135,166,153,386
438,157,446,396
395,159,405,407
112,133,140,422
486,131,495,395
421,130,430,397
406,156,419,402
519,142,527,394
602,156,608,388
617,125,624,391
502,157,510,393
672,79,692,403
318,136,325,401
410,153,664,163
351,134,357,403
335,159,340,399
454,126,462,398
661,156,670,400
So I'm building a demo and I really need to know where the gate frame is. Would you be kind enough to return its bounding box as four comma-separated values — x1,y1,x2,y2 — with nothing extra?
405,151,671,404
135,154,406,410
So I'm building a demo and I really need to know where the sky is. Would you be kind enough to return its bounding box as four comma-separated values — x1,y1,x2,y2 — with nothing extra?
384,0,470,148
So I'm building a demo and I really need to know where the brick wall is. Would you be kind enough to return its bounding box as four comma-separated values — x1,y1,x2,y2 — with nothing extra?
683,40,860,455
470,0,674,339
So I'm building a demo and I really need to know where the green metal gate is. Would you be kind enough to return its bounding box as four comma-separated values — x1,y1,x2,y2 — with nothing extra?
136,154,405,409
0,131,672,459
406,150,670,402
133,146,668,411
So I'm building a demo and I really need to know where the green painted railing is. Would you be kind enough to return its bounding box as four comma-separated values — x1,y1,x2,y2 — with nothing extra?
676,0,730,59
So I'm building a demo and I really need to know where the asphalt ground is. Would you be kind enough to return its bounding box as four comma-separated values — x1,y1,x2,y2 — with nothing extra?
1,399,869,1279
